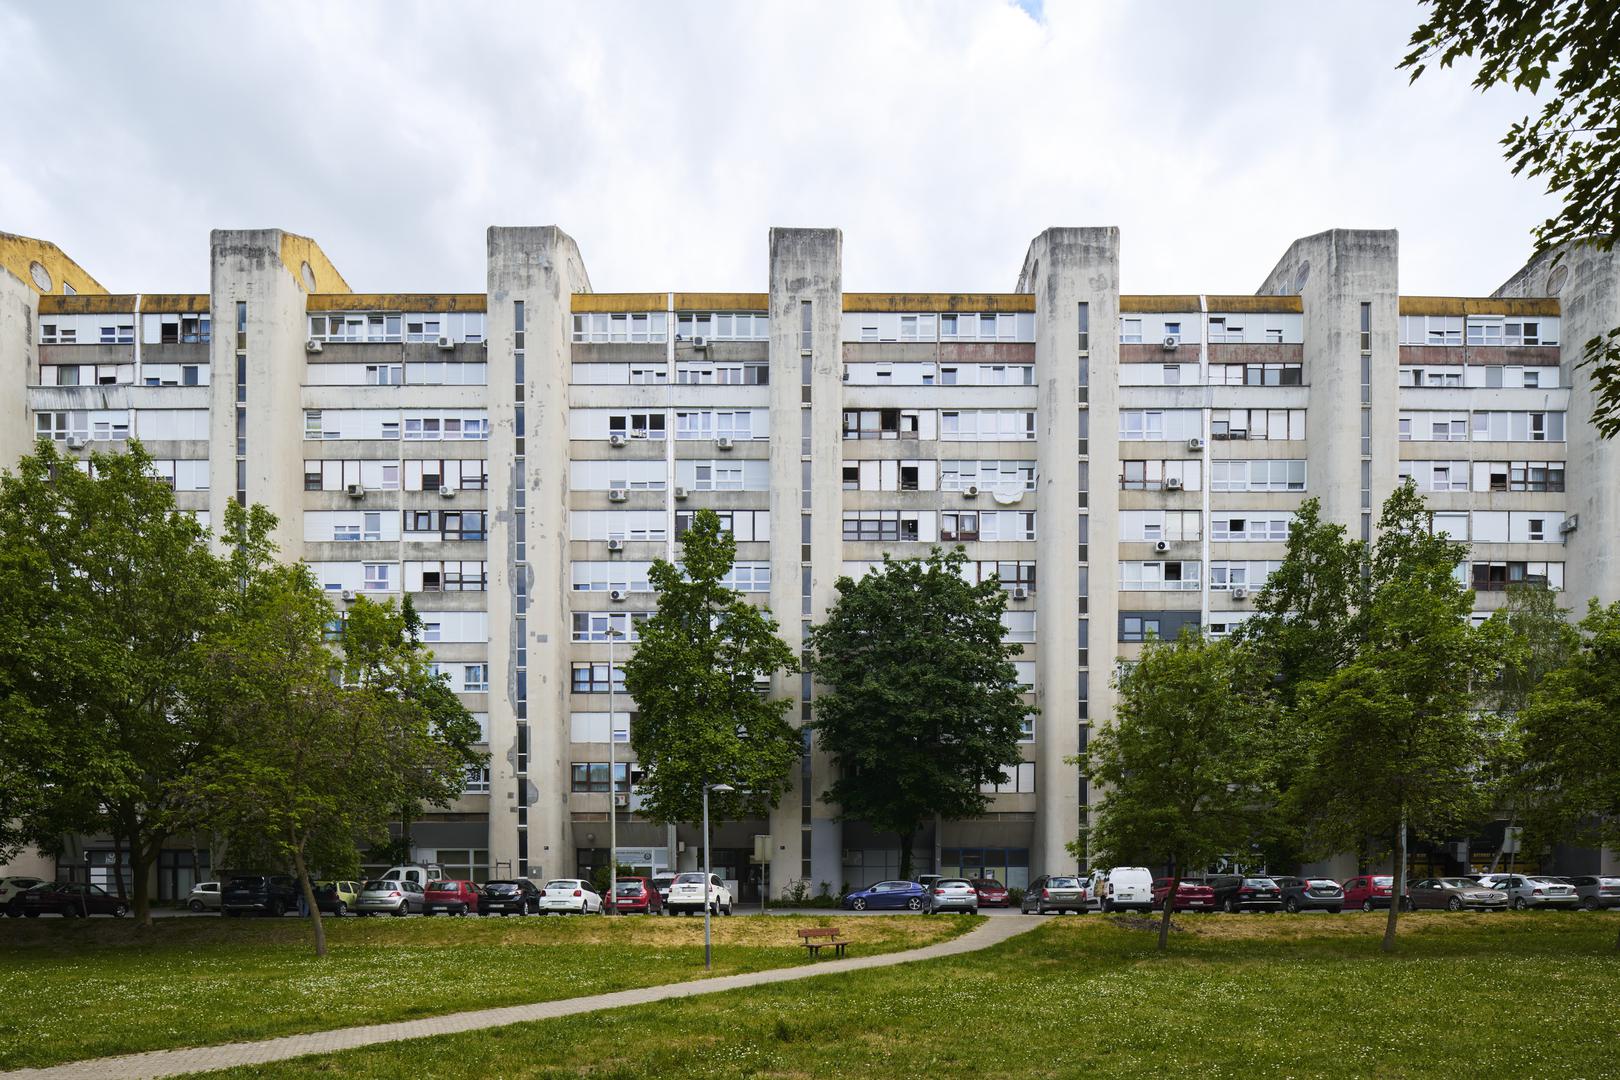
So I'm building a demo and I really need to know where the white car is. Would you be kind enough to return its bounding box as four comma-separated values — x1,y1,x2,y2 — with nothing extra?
539,879,603,914
665,872,733,916
1085,867,1155,913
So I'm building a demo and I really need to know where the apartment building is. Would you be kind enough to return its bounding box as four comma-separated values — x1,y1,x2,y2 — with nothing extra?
2,224,1615,899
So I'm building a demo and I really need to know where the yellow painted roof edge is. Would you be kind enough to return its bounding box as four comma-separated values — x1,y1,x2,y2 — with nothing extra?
0,231,108,296
307,293,487,312
843,293,1035,313
1400,296,1559,317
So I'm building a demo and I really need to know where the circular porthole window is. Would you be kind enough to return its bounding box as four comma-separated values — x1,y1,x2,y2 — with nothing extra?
1292,260,1311,294
1547,264,1569,293
301,261,317,292
28,261,52,292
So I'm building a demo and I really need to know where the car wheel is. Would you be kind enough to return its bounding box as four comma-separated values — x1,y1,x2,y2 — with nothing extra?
111,903,128,919
1583,898,1599,911
1362,899,1375,913
189,900,205,913
1284,898,1300,914
391,904,407,917
908,897,922,911
1221,898,1237,914
334,902,348,917
1447,897,1463,912
268,900,285,918
1512,897,1528,911
852,898,867,911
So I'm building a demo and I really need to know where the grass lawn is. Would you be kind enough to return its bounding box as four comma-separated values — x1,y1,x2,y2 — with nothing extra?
201,911,1620,1079
0,911,979,1070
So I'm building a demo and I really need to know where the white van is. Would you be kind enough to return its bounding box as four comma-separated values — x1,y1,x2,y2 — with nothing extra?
1086,867,1154,912
381,864,445,887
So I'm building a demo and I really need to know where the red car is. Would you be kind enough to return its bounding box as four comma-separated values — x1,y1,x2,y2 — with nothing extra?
609,877,663,915
971,879,1009,908
1151,878,1217,911
1341,874,1403,912
423,879,482,916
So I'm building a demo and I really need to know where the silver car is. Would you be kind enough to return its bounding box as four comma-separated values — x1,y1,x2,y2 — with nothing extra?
1489,874,1580,910
1567,875,1620,910
1022,875,1086,915
185,881,222,912
923,877,979,914
355,878,425,916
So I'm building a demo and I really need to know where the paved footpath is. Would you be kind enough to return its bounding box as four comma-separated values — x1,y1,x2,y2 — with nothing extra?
3,916,1039,1080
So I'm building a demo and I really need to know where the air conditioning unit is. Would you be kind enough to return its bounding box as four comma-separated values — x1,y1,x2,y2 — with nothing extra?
609,433,628,448
1010,586,1030,601
1187,437,1206,452
691,336,708,349
1560,515,1580,535
436,335,455,350
65,435,87,450
608,488,629,502
609,589,628,602
716,436,735,451
606,538,625,552
438,485,456,499
963,484,981,499
345,483,365,499
1162,335,1181,351
1164,477,1184,491
674,486,690,500
613,793,630,808
1154,540,1171,553
340,589,357,602
1232,587,1249,601
305,338,323,354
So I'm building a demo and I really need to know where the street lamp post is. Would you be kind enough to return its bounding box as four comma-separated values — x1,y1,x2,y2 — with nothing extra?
607,624,621,915
703,782,734,969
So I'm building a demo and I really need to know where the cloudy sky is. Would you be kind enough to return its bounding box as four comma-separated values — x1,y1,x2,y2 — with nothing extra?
0,1,1553,297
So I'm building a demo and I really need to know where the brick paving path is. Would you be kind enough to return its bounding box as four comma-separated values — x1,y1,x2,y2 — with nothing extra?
3,915,1038,1079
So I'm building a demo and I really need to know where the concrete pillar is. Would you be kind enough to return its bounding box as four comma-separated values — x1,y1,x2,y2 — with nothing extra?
766,227,844,895
487,226,591,881
1019,228,1120,878
0,268,38,469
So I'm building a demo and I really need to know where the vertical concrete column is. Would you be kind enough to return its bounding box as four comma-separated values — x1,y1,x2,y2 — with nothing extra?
766,228,844,895
208,229,323,559
1020,228,1120,877
1260,230,1400,535
487,226,591,881
0,269,39,469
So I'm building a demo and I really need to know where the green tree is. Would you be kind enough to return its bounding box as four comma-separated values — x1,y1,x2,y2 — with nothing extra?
1402,0,1620,434
1071,630,1274,950
0,440,273,924
806,548,1030,882
1486,582,1578,719
1514,599,1620,948
194,575,482,957
1286,483,1499,952
623,509,799,826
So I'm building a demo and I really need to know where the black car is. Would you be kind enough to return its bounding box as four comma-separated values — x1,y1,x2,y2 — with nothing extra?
1273,875,1345,914
479,878,541,916
1197,874,1285,913
20,881,130,918
221,874,300,917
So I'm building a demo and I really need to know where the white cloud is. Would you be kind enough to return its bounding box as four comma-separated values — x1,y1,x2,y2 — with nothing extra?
0,0,1554,297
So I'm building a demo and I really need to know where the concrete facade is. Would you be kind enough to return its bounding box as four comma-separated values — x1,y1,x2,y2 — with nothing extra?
3,223,1616,897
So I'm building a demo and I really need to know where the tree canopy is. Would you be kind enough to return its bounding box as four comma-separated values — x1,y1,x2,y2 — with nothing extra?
806,548,1029,881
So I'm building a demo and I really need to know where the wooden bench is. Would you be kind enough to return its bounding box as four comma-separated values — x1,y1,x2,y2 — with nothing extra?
798,926,850,959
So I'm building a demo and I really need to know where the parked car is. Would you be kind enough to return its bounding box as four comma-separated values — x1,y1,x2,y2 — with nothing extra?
539,878,603,915
2,876,46,916
609,877,664,914
184,881,222,913
1568,875,1620,910
479,878,540,916
19,881,130,918
1341,874,1400,912
222,874,300,917
923,877,980,914
1274,876,1345,914
1022,875,1087,915
914,874,944,893
970,878,1010,908
1407,877,1508,911
1086,867,1155,913
355,878,424,916
1151,878,1217,912
650,873,677,908
666,872,732,916
313,880,361,916
1490,874,1580,910
842,880,928,911
423,879,481,916
380,864,444,887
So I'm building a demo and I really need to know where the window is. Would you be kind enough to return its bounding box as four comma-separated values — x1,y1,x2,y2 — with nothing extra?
940,410,1037,442
1210,460,1306,492
1119,459,1202,491
1120,318,1143,344
1471,562,1564,591
362,564,394,591
1209,514,1290,542
1210,561,1282,590
981,762,1037,795
1119,410,1202,442
570,762,630,794
462,664,489,692
570,663,625,694
570,611,650,642
1209,362,1302,386
1121,616,1161,643
1119,511,1203,542
1119,561,1201,591
1471,411,1565,442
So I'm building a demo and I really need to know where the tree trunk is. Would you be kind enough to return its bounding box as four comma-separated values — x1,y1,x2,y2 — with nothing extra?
292,846,326,959
1158,867,1178,953
130,838,154,927
111,833,128,900
898,830,915,883
1382,817,1406,954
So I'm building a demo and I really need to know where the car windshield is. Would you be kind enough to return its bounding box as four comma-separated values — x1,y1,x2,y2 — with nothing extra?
615,882,643,895
1046,877,1079,888
362,880,392,890
972,879,1002,888
1308,879,1339,887
1244,878,1275,887
938,879,971,887
543,881,575,890
1372,876,1394,885
675,873,707,884
1440,879,1478,888
226,877,266,887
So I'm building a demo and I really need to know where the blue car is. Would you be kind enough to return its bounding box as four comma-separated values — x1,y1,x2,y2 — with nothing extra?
842,880,927,911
